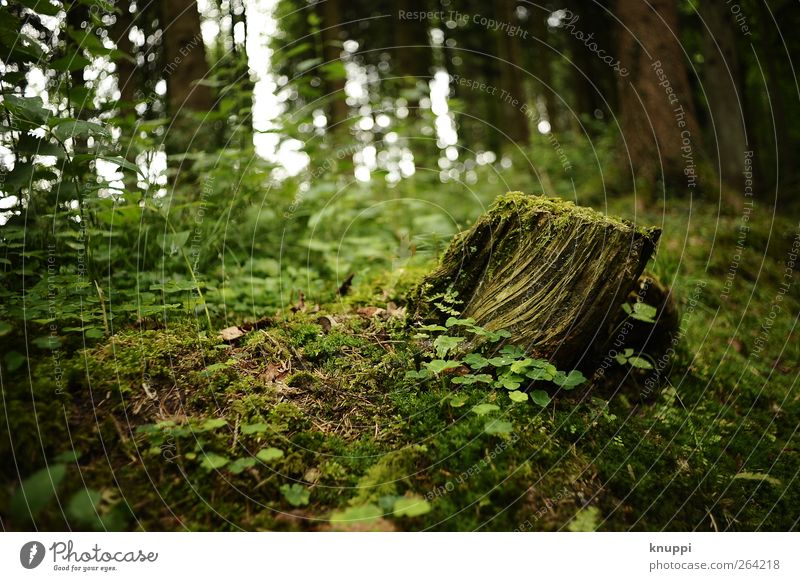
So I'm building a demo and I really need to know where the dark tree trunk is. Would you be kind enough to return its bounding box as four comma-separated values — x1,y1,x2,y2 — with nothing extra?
564,0,617,128
527,8,554,130
111,0,136,113
495,0,530,147
161,0,214,114
319,0,348,132
161,0,215,182
407,192,661,372
700,0,748,190
616,0,704,190
393,0,432,96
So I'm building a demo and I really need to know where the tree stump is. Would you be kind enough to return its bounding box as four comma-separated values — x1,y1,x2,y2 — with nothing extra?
407,192,662,371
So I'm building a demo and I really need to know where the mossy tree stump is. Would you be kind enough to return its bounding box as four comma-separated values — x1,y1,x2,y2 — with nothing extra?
407,192,662,371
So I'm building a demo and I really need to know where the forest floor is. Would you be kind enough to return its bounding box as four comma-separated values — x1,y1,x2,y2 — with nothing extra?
3,192,799,531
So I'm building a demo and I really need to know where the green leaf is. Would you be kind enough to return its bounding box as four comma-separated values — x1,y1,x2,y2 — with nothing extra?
530,390,551,407
330,503,383,524
94,155,141,176
487,356,515,367
627,356,653,370
51,54,92,72
495,373,523,390
471,403,500,416
256,447,284,462
568,506,601,532
280,483,310,507
433,335,465,358
227,457,257,475
553,370,587,389
499,344,526,358
67,488,102,525
445,316,476,328
732,472,782,486
10,464,67,520
510,358,534,374
448,394,469,407
392,496,431,517
199,453,229,471
51,119,110,141
199,418,228,431
452,373,493,385
463,353,490,370
418,324,447,333
18,0,62,16
424,359,462,374
526,368,554,381
3,95,50,124
296,57,322,73
405,369,430,380
240,422,268,435
157,230,191,253
472,327,512,341
484,419,513,435
53,450,80,463
508,390,528,403
33,335,61,350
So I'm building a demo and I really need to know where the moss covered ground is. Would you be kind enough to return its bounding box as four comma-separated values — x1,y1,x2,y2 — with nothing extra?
1,193,798,532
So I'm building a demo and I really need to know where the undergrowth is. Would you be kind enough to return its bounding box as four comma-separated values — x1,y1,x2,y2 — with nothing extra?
1,193,798,532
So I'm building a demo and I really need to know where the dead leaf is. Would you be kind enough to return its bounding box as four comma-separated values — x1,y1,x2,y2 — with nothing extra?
304,467,321,484
317,315,338,333
291,291,306,313
142,382,157,400
728,338,748,356
386,302,406,318
219,326,245,342
357,307,385,318
337,273,355,296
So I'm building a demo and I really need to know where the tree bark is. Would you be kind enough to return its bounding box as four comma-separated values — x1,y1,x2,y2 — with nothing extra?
111,0,136,113
407,192,661,371
319,0,348,132
161,0,214,114
616,0,704,190
495,0,530,147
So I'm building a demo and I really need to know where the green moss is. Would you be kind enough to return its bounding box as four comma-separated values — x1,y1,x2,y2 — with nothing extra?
350,445,427,504
286,371,316,388
4,195,798,532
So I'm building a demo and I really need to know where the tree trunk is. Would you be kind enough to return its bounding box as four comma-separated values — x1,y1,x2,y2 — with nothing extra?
495,0,530,147
616,0,704,190
527,7,554,131
700,0,747,190
161,0,214,182
161,0,214,114
319,0,348,132
111,0,136,113
393,0,432,100
564,0,617,128
407,192,661,372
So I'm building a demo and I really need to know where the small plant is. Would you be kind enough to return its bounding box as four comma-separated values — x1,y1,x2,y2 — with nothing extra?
622,301,658,323
614,348,654,370
406,299,587,407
